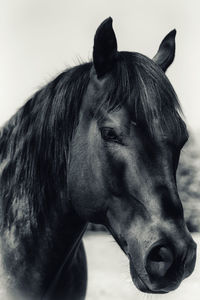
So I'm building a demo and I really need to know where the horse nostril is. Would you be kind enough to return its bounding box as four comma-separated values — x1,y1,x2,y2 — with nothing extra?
146,245,174,278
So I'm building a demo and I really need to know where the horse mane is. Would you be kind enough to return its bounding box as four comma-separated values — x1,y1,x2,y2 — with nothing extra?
0,62,92,229
0,52,186,229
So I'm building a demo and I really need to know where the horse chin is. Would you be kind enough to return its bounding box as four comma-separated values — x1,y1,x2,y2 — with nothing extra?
129,260,153,293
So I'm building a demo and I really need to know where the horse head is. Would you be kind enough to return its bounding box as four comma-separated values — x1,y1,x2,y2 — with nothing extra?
68,18,196,293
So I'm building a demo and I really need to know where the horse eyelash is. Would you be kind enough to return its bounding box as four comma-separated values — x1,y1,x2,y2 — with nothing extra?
131,121,137,126
100,127,124,145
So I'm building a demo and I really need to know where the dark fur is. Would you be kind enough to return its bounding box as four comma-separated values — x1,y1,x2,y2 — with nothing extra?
0,53,187,230
0,50,191,299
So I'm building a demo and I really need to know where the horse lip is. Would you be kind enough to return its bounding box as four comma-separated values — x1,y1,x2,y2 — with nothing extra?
128,253,180,294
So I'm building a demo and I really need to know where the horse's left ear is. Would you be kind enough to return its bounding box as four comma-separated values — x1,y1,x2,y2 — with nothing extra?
153,29,176,72
93,17,118,78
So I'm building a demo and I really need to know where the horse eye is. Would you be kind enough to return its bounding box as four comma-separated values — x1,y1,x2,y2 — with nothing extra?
100,127,120,143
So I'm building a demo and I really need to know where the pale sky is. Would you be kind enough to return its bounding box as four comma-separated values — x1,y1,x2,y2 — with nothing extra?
0,0,200,130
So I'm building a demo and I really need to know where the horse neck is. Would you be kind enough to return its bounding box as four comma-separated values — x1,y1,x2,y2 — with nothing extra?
0,65,92,297
0,114,88,298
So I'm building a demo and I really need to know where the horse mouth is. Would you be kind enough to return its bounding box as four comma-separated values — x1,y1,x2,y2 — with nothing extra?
128,257,180,294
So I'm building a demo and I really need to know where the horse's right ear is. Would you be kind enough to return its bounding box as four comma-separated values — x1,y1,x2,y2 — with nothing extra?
93,17,118,78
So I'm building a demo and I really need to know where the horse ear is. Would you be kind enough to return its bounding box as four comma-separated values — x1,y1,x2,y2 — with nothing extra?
93,17,118,78
153,29,176,72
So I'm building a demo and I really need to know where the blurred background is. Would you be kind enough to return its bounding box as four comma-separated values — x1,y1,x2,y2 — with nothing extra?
0,0,200,299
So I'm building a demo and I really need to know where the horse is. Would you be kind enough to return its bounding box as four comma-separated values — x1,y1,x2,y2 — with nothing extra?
0,17,196,300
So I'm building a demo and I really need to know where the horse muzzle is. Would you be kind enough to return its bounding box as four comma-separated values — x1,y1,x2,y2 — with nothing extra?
128,237,197,294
